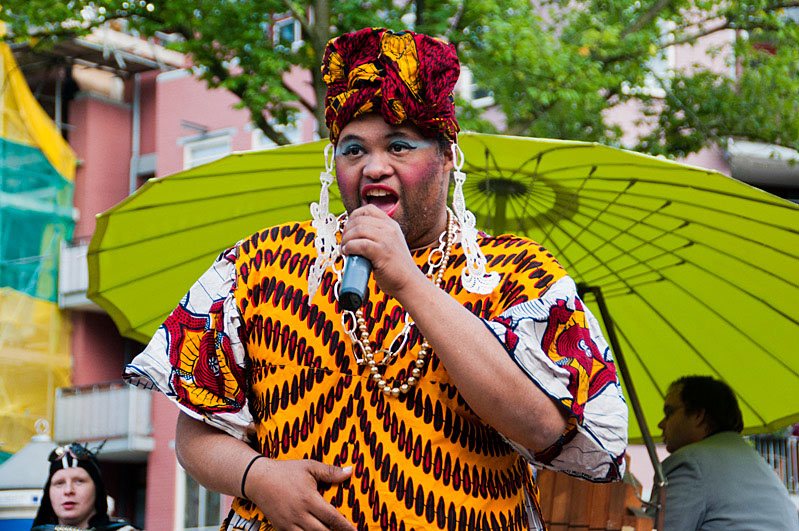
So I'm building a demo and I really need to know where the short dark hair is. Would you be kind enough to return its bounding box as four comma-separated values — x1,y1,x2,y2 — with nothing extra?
434,132,452,155
670,376,744,434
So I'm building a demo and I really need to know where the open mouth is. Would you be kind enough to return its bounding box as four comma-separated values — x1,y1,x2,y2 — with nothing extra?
362,186,399,216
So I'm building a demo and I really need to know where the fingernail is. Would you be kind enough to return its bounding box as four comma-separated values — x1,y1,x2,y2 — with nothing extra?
342,466,353,474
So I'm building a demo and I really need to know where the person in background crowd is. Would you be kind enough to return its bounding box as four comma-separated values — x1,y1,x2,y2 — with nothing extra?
31,442,139,531
653,376,799,530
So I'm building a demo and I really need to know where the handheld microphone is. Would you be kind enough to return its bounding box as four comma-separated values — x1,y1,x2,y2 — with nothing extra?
340,255,372,311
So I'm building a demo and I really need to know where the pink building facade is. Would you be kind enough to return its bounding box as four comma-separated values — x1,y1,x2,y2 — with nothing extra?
40,33,318,528
20,18,797,529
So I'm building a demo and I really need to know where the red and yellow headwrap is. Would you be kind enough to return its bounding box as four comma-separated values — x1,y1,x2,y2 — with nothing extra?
321,27,460,144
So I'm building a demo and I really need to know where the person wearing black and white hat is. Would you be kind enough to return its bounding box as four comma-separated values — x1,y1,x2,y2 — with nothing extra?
31,442,138,531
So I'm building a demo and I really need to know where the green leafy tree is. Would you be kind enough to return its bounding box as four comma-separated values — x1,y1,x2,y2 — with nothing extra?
2,0,426,144
446,0,799,155
2,0,797,157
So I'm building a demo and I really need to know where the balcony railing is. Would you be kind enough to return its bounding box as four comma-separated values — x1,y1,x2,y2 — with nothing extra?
58,238,101,311
54,380,154,461
750,435,799,494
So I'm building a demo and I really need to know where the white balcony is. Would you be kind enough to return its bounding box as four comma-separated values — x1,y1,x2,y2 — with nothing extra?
726,138,799,188
58,239,101,311
54,380,154,462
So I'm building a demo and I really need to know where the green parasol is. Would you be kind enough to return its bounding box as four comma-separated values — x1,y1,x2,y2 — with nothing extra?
88,141,339,342
88,134,799,446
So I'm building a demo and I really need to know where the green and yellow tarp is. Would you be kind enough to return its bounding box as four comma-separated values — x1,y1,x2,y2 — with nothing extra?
0,23,75,452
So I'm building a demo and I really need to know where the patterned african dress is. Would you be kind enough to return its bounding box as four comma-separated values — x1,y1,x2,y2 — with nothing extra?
125,220,628,531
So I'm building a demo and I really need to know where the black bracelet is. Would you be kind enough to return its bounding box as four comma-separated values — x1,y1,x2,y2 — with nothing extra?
240,454,266,499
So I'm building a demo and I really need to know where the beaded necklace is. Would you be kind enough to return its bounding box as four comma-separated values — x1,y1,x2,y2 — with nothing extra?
336,209,455,397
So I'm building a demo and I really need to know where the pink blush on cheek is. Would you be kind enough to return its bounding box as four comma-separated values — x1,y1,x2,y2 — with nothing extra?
400,158,441,186
336,176,358,197
334,168,360,207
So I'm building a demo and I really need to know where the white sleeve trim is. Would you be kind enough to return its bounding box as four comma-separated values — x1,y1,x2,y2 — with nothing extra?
124,247,255,442
483,275,628,481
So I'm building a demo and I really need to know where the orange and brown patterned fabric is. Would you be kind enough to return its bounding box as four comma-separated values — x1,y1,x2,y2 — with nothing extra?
126,221,628,531
322,28,460,144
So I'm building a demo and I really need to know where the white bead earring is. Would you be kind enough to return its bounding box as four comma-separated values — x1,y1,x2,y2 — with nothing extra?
308,143,340,303
451,143,501,294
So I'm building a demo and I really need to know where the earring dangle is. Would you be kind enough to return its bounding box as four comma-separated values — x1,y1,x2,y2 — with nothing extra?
308,144,341,303
450,143,500,294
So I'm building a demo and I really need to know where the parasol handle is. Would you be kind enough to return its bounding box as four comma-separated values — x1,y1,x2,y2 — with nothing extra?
577,283,667,529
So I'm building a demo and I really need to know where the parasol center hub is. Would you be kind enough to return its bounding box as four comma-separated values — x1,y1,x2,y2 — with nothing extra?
476,177,527,197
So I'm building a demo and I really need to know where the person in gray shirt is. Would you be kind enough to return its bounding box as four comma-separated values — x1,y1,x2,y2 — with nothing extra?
652,375,798,530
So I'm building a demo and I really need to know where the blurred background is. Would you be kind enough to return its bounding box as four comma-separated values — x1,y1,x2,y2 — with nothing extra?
0,1,796,529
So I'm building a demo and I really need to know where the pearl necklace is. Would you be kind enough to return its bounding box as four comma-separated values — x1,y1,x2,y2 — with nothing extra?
339,209,455,397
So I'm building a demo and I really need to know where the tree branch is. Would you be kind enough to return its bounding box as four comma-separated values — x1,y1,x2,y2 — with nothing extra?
253,111,291,146
660,1,796,48
445,1,465,40
250,109,290,145
506,100,558,136
662,20,731,48
415,0,425,29
309,0,330,138
204,57,290,144
3,12,160,43
599,18,732,64
622,0,674,38
281,0,314,45
655,72,725,148
282,77,316,114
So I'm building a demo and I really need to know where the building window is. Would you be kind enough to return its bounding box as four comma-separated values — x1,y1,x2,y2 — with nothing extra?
183,135,232,169
641,40,676,97
177,466,222,530
744,7,798,64
623,21,677,98
274,17,302,52
251,121,302,150
454,65,494,108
